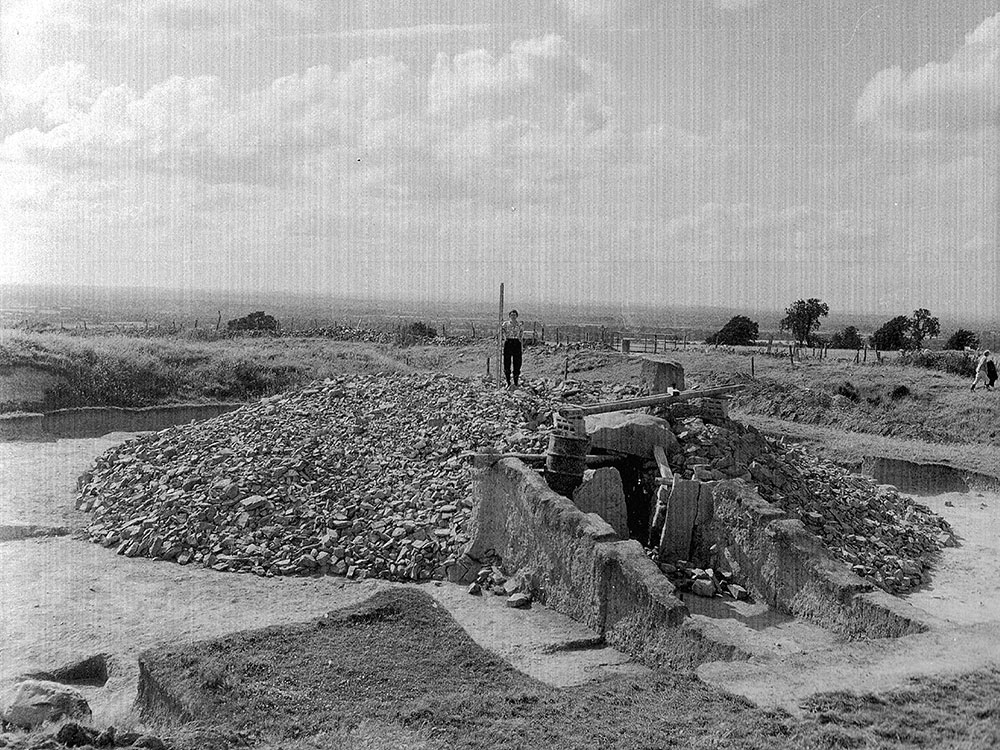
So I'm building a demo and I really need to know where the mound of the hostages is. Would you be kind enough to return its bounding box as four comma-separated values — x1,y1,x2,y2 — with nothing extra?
76,372,951,595
76,374,636,580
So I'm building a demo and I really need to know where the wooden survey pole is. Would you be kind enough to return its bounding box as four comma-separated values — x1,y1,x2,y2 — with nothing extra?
497,283,505,388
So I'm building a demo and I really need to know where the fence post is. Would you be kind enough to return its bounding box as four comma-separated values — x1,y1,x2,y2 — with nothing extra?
751,356,755,378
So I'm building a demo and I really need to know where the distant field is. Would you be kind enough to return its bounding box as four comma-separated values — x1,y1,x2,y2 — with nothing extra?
2,329,998,464
3,283,998,350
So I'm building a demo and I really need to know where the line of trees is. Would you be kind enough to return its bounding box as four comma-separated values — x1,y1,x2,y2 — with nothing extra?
706,299,983,353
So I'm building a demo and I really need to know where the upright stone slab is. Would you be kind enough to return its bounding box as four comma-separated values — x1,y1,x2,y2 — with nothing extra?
640,359,685,393
659,478,700,562
572,467,629,538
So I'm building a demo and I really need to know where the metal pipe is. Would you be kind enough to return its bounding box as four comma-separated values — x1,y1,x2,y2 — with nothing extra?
558,384,745,417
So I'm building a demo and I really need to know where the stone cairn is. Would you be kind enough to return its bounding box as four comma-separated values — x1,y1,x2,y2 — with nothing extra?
76,374,643,581
76,369,951,596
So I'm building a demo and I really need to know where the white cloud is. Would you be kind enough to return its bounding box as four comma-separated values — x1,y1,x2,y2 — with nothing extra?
1,34,627,201
856,11,1000,137
558,0,764,22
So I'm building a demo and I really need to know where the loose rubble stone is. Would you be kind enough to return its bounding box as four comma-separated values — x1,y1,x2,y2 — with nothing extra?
691,578,717,598
54,722,97,748
1,680,91,729
505,593,532,609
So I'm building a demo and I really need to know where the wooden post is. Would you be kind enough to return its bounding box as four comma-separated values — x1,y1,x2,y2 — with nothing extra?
789,344,795,365
654,333,658,353
497,283,504,388
486,357,490,375
863,345,868,363
751,356,755,378
564,354,569,381
216,311,222,331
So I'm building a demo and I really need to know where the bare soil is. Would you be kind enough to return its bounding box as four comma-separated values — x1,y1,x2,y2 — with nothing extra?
0,435,643,728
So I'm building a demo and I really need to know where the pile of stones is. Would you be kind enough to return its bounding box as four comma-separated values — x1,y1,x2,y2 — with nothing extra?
285,325,395,343
77,374,564,580
76,369,950,596
660,414,953,594
656,561,750,601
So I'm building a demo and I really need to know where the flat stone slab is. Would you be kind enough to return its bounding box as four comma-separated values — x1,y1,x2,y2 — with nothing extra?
585,412,680,458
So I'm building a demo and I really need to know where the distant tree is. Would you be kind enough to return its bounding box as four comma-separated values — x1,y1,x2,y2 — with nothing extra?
907,308,940,349
705,315,759,346
829,325,864,350
227,311,278,332
780,298,829,346
870,315,910,351
944,329,980,351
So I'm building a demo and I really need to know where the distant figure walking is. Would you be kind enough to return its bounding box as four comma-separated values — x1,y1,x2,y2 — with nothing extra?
501,309,524,388
987,354,998,390
972,350,990,391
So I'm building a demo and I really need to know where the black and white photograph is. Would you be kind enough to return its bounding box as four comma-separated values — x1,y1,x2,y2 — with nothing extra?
1,1,999,748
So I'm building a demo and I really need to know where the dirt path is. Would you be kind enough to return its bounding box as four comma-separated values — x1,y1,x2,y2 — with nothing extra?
0,435,643,725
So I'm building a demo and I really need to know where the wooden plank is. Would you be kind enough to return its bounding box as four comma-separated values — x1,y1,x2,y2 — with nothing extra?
652,445,673,482
647,482,672,547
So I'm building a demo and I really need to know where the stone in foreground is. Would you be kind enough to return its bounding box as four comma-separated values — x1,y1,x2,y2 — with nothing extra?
505,593,532,609
1,679,91,728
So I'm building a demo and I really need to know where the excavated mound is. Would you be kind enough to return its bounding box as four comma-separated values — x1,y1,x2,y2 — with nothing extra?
75,374,643,581
76,373,951,594
665,415,954,594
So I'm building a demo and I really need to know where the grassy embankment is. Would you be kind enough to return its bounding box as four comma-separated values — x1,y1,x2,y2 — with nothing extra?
0,330,450,412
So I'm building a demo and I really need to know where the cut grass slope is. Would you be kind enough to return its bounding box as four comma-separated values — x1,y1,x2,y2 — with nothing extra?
0,331,416,410
143,589,1000,750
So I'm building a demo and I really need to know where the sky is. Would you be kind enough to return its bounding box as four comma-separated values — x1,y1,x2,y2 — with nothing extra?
1,0,998,317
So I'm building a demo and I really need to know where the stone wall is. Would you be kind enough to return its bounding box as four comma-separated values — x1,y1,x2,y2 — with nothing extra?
712,480,929,638
466,459,744,667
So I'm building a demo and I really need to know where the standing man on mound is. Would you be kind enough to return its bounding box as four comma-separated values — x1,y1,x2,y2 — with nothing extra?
501,309,524,389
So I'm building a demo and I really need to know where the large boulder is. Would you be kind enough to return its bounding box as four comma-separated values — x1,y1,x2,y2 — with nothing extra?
640,359,685,392
585,412,680,458
572,468,629,538
1,679,91,728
